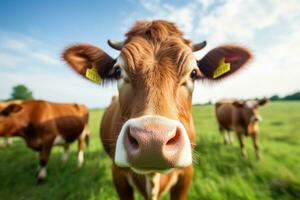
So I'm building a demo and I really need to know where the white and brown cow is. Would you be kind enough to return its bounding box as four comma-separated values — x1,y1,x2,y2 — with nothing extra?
0,100,89,182
63,20,252,199
215,98,268,159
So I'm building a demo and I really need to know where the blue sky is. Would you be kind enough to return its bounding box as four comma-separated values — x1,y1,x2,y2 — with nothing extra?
0,0,300,108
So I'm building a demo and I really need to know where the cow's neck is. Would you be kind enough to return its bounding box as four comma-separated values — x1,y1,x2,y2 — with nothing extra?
145,173,160,200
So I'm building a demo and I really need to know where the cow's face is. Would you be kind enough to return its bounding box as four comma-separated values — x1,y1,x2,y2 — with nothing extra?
63,20,252,174
0,104,22,136
114,37,197,120
233,98,268,133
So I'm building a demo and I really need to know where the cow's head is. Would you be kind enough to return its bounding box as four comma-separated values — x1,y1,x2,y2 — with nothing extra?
63,20,252,174
0,103,23,136
233,98,268,133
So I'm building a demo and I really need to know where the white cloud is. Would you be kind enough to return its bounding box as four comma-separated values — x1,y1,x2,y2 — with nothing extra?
30,51,59,65
125,0,200,38
0,31,60,68
197,0,300,44
125,0,300,103
1,1,299,108
0,31,115,108
1,37,26,51
0,52,21,68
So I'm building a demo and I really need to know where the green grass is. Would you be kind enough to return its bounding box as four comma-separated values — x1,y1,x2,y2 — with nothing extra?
0,101,299,199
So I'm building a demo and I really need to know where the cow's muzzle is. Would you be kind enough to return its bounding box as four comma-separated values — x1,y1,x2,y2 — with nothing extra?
115,115,192,173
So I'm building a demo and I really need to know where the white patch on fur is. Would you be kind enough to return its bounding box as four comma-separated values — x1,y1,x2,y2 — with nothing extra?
146,176,152,199
38,166,47,179
117,78,125,90
188,56,197,71
250,115,262,122
175,121,193,167
146,174,160,200
114,120,130,167
114,115,192,171
185,57,197,92
61,147,69,163
245,100,257,108
186,80,194,92
53,135,65,145
256,115,263,121
77,150,84,168
0,137,12,147
126,174,137,190
6,137,13,146
114,56,125,68
241,147,248,158
113,56,128,90
223,132,229,144
228,132,234,143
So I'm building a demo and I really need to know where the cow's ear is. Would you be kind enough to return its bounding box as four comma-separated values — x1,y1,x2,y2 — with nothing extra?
197,45,252,80
258,98,268,106
0,104,22,116
233,101,244,108
62,44,116,84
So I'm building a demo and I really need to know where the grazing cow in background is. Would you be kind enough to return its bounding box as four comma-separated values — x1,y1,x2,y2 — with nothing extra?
63,20,252,199
215,98,268,159
0,100,22,147
0,100,89,182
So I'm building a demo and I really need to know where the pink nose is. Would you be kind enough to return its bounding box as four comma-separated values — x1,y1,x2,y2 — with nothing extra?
124,124,184,169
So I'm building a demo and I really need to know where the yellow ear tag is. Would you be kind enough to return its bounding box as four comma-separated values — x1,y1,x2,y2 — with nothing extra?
85,64,102,84
213,57,231,79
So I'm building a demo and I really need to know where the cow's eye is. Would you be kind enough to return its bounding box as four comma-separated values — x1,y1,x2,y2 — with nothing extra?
113,66,122,79
190,69,197,80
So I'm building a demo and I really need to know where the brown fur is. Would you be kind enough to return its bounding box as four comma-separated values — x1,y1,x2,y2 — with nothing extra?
125,20,192,46
0,100,89,182
62,19,253,199
0,100,22,147
100,21,195,200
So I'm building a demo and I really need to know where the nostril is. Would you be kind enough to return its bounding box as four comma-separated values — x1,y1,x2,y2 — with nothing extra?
126,129,139,151
166,128,181,147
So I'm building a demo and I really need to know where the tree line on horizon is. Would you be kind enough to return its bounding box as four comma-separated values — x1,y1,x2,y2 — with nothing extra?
197,91,300,105
1,84,300,103
270,91,300,101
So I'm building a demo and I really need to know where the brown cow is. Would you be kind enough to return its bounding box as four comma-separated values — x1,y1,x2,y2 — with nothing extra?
0,100,89,182
0,100,22,147
63,20,252,199
215,98,268,159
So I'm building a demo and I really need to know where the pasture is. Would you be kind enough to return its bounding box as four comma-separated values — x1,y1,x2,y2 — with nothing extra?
0,101,299,200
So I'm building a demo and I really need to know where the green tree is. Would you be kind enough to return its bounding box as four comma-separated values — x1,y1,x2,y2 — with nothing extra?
11,84,33,100
284,92,300,100
270,95,280,101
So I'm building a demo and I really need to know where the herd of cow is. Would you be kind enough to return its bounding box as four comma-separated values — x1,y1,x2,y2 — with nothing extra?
1,20,268,200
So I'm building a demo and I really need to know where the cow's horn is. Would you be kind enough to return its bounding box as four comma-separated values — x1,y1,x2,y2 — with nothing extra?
107,39,124,50
192,41,207,52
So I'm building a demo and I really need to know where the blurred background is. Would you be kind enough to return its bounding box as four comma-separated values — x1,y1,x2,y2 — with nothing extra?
1,0,299,107
0,1,300,200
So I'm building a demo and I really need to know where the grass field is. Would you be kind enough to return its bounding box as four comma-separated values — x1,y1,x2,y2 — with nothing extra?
0,101,300,200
